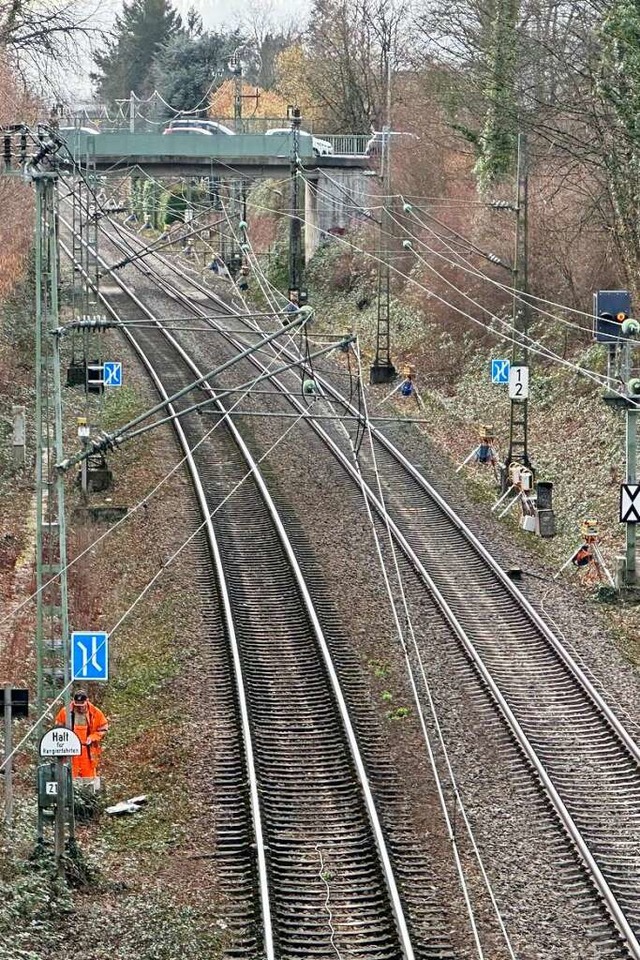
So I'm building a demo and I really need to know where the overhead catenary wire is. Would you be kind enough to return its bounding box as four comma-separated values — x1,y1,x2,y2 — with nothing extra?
301,171,623,340
302,172,615,339
66,151,637,402
224,188,638,403
205,201,514,944
0,189,315,634
116,163,639,405
205,179,628,403
339,338,514,959
1,405,318,773
0,316,307,634
396,203,608,335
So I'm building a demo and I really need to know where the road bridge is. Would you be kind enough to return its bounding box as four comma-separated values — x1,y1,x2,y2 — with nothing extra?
62,130,374,259
64,131,370,179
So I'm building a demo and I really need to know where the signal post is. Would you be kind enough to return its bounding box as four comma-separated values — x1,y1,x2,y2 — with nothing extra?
595,290,640,590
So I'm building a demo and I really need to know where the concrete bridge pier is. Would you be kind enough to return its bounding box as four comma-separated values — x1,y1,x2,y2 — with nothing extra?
304,170,369,263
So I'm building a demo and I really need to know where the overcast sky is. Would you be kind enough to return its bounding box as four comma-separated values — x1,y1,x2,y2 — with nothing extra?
172,0,305,27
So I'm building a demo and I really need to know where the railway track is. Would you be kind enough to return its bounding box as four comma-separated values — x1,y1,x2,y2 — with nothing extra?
80,209,640,958
59,211,461,958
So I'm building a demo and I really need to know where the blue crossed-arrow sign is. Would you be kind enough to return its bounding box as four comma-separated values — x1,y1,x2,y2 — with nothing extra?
103,361,122,387
491,359,510,384
71,631,109,681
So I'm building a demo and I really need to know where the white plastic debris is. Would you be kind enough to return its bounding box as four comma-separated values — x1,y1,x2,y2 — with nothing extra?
105,794,148,816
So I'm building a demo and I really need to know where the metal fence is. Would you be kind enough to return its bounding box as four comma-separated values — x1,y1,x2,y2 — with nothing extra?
320,135,370,155
69,109,371,155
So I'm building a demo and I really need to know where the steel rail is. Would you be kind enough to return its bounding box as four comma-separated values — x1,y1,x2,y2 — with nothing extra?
60,214,417,960
93,218,640,959
59,233,274,959
130,225,640,765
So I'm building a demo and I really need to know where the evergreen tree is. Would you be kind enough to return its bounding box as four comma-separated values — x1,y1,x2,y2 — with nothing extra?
151,28,245,114
92,0,183,104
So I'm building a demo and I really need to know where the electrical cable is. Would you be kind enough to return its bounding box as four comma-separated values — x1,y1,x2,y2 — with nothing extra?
302,173,616,342
232,189,639,403
0,176,315,632
64,148,637,403
400,199,614,326
1,404,318,772
129,168,638,405
351,339,517,959
315,845,342,959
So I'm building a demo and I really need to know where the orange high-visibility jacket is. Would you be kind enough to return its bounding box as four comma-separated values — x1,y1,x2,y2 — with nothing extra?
54,702,109,779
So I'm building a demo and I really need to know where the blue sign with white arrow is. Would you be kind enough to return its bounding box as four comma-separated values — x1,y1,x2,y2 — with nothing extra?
491,359,510,384
103,362,122,387
71,631,109,681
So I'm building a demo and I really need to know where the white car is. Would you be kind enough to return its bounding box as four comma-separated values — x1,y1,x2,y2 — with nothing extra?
163,119,235,136
265,127,333,156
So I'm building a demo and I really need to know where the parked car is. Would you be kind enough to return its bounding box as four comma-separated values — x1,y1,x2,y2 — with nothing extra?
163,119,235,136
59,126,99,136
163,126,214,136
265,127,333,156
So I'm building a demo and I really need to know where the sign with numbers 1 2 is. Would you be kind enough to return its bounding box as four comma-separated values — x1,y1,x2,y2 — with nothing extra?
508,366,529,400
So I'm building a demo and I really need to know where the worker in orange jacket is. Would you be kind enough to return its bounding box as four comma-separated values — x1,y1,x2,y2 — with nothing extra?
54,690,109,781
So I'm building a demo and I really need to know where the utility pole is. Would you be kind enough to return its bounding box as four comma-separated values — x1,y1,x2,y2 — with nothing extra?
2,128,75,855
33,169,71,719
625,402,637,586
229,52,243,132
288,107,304,304
594,293,639,591
4,686,12,830
505,132,532,476
227,50,259,135
370,52,396,385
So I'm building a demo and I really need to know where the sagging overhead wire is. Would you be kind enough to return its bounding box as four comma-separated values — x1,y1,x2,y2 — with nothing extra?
65,151,633,402
229,189,637,401
302,171,613,344
397,197,622,329
302,171,602,339
396,203,600,335
341,338,516,960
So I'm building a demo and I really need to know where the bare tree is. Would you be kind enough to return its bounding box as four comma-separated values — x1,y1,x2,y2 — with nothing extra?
295,0,411,133
237,0,302,89
0,0,107,88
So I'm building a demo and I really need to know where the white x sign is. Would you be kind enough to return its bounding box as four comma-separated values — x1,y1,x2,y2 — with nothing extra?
620,484,640,523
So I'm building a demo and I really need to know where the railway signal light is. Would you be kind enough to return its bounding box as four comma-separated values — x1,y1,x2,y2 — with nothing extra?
594,290,633,342
627,378,640,397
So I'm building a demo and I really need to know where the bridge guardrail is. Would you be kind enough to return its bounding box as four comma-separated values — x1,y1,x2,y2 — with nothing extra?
69,112,372,155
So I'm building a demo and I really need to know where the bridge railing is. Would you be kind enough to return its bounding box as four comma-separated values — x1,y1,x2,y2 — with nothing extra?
69,110,372,154
320,135,370,155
